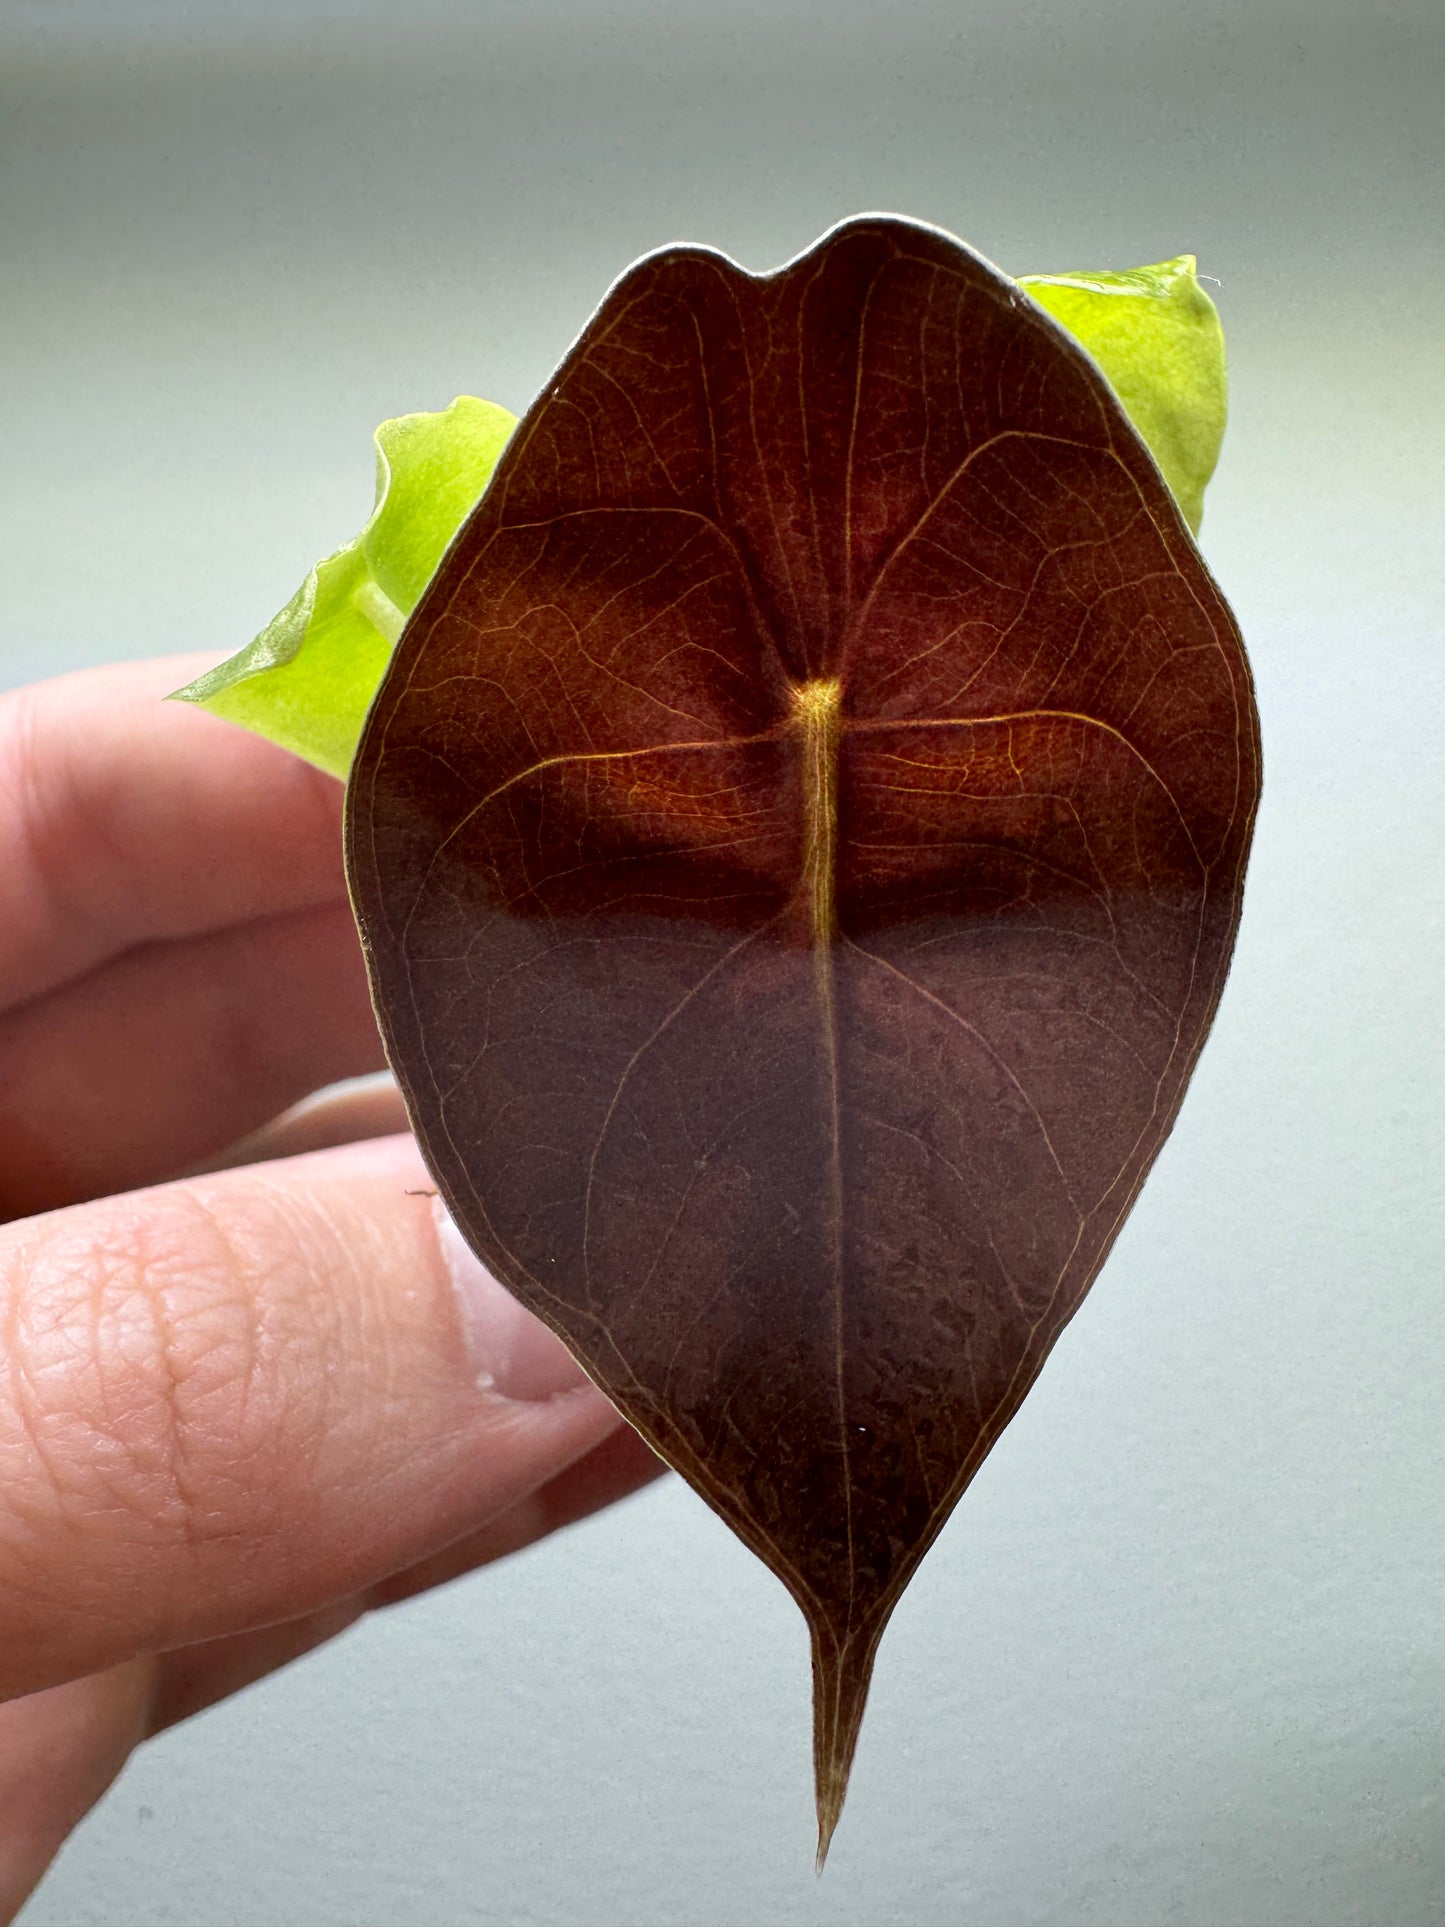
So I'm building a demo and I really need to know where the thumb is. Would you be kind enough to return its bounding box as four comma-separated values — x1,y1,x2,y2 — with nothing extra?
0,1134,623,1699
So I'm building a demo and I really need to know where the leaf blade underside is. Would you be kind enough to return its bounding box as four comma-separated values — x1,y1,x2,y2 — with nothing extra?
172,256,1222,782
344,217,1260,1860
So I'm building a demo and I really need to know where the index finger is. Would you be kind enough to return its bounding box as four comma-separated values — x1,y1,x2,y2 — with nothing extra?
0,654,349,1012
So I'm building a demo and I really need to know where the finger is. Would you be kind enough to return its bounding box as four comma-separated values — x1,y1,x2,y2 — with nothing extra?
0,1134,626,1699
0,1431,664,1915
367,1418,666,1609
145,1600,364,1736
0,1660,152,1926
190,1074,412,1175
146,1425,665,1731
0,655,349,1012
0,899,385,1218
0,654,350,1006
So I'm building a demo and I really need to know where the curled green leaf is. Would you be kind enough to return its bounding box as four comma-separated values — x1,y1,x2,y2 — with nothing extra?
1018,255,1225,535
171,395,517,778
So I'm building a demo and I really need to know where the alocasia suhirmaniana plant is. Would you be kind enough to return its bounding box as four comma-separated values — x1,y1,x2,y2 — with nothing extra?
179,218,1258,1861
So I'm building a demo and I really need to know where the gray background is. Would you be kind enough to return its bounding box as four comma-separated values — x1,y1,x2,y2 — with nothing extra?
4,0,1443,1921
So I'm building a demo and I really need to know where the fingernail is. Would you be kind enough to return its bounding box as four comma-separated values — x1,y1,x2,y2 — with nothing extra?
433,1200,593,1402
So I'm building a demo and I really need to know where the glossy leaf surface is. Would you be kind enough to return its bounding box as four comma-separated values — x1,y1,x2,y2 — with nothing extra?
345,217,1260,1857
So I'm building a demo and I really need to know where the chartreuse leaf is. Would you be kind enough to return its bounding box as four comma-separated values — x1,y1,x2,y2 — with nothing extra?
1018,255,1225,535
177,252,1224,777
170,396,516,778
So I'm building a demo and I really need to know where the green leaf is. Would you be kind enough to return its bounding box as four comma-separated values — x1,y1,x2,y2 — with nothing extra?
176,253,1225,780
1017,255,1225,535
171,395,517,778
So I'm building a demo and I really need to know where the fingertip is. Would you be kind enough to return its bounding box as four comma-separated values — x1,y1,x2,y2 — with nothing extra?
433,1199,596,1402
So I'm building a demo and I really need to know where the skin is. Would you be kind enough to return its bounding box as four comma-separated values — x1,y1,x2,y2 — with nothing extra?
0,656,664,1922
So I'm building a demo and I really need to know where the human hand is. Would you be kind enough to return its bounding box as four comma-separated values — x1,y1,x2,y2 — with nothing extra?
0,657,663,1921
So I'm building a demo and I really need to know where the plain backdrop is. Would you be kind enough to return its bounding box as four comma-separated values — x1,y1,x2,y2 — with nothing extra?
3,1,1443,1921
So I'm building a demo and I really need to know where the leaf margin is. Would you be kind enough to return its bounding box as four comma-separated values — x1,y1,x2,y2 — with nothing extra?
173,244,1225,778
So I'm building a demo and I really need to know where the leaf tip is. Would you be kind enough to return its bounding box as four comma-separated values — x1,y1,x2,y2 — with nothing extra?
807,1615,882,1870
814,1791,844,1874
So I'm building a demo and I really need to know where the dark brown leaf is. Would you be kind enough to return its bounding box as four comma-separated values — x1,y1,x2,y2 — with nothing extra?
344,216,1260,1859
